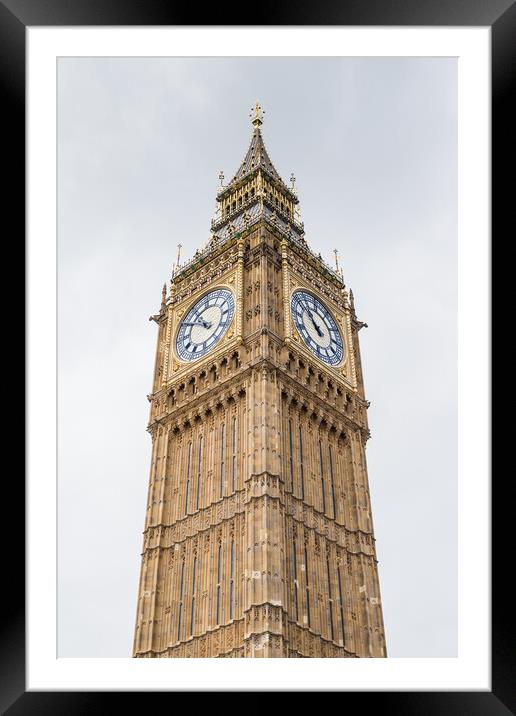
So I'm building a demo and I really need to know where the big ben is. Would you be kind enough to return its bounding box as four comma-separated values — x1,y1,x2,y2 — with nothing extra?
132,103,387,658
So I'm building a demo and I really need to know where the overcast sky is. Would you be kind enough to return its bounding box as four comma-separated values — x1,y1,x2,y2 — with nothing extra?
57,56,457,658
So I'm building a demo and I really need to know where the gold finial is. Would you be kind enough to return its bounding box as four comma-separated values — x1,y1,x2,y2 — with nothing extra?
250,101,264,127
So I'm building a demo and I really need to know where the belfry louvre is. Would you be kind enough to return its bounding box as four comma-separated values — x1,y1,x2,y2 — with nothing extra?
132,104,387,658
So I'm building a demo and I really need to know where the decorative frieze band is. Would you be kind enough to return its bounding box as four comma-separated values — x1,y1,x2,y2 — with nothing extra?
141,481,377,560
142,492,246,549
135,617,246,658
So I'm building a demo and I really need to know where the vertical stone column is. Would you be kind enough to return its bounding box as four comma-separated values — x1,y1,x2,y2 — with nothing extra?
236,237,245,343
243,365,287,657
354,430,387,657
147,424,171,652
281,239,291,343
133,424,161,656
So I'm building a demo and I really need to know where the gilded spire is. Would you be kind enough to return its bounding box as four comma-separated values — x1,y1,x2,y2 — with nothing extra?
251,100,264,127
227,103,281,186
211,103,303,245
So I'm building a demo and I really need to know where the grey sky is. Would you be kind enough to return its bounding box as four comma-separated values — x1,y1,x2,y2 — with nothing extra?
58,57,457,658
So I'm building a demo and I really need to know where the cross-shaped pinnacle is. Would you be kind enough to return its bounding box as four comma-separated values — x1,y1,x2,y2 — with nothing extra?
250,101,264,127
218,170,225,187
290,173,296,190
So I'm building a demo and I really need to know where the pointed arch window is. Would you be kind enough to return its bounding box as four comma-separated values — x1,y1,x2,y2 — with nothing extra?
196,436,203,511
231,416,237,493
304,544,311,628
292,538,299,622
319,440,326,514
220,423,226,498
190,555,198,636
216,543,223,625
338,562,346,647
328,443,336,519
298,425,305,500
177,557,185,642
288,419,294,489
326,554,335,642
229,539,235,620
184,441,192,515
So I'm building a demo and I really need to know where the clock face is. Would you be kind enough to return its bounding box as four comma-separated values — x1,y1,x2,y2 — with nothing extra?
176,288,235,361
291,290,344,366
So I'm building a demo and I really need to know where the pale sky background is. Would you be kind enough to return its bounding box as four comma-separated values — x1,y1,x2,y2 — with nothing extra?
57,57,457,658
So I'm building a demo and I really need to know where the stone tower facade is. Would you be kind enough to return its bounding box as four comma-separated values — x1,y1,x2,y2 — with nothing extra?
132,104,387,658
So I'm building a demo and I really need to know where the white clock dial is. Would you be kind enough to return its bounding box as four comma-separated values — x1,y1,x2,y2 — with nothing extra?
291,290,344,366
176,289,235,361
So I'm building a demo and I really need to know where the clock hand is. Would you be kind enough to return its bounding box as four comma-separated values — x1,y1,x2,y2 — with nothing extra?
184,319,212,328
307,309,324,337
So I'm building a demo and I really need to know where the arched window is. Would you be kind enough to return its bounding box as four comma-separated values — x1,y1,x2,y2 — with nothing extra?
229,540,235,620
219,422,226,498
216,543,223,625
184,441,192,515
177,558,185,642
298,425,305,500
328,444,336,519
292,538,299,622
231,417,237,493
288,419,294,488
196,436,203,511
319,440,326,514
338,561,346,647
304,544,311,628
190,555,198,636
326,554,335,641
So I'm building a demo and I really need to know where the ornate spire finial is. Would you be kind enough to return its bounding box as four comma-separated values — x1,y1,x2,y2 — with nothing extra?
333,248,340,273
218,170,225,187
290,173,296,191
250,101,264,127
172,243,182,277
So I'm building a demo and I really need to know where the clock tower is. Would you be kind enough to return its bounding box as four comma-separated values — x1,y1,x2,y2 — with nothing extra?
132,104,387,658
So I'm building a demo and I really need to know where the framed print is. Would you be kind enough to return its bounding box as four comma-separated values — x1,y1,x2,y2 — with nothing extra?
4,0,509,711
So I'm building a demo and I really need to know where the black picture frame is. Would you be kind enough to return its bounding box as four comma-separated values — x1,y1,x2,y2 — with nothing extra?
5,0,507,711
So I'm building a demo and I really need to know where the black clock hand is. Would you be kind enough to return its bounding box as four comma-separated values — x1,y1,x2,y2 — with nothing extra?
184,319,212,328
307,309,323,337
